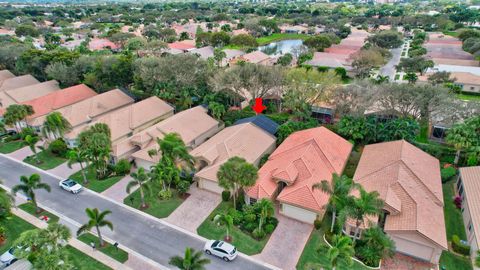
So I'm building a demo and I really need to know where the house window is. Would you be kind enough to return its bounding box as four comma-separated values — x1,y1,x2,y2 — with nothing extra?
457,178,463,191
461,207,465,213
471,87,475,90
249,198,257,205
432,126,448,140
468,221,473,232
459,185,464,198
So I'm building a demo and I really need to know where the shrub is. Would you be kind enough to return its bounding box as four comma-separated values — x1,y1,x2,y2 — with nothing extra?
454,196,462,209
228,208,243,225
221,190,231,202
176,180,190,195
452,234,471,255
244,213,256,223
265,217,278,228
48,139,68,157
243,222,256,233
441,166,457,183
317,66,329,72
19,127,36,140
264,224,275,234
252,228,266,239
158,189,173,200
114,159,131,176
314,219,322,230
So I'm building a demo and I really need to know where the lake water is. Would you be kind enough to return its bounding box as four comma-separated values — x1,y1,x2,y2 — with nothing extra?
257,39,306,56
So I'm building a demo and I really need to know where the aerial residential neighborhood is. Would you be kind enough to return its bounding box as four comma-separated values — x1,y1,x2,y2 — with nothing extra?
0,1,479,270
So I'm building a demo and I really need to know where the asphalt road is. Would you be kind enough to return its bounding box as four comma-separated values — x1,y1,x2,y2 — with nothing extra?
379,46,402,80
0,154,273,270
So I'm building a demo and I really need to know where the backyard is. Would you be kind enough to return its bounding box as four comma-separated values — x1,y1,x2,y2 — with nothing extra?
69,166,124,193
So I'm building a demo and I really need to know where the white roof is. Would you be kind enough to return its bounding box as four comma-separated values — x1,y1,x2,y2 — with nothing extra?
429,65,480,76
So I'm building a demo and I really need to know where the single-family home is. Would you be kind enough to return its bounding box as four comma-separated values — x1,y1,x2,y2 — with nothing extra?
111,106,222,167
167,40,196,52
191,122,276,194
456,166,480,258
14,84,97,131
65,96,174,148
245,127,352,224
419,71,480,94
189,46,214,60
88,38,120,51
222,49,245,66
233,51,272,66
0,80,60,110
0,74,40,93
350,140,447,264
0,70,15,83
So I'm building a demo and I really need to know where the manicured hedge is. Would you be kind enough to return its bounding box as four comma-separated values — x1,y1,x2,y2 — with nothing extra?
452,235,471,255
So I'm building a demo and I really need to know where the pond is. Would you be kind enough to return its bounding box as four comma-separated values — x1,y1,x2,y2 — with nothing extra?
257,39,306,56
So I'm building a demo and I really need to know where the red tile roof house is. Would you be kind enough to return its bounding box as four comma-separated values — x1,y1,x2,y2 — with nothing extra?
246,127,352,224
348,140,447,264
191,122,277,194
167,40,197,52
88,38,120,51
456,166,480,259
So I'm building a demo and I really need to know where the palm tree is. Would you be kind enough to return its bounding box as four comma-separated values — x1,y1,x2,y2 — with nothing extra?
169,247,210,270
67,149,88,184
12,174,51,213
213,213,233,242
319,234,354,270
150,133,194,170
77,208,113,247
127,168,151,208
446,123,476,165
257,199,275,233
42,223,71,252
339,187,384,244
41,112,72,140
208,102,226,120
0,180,14,219
313,174,356,233
24,135,40,164
357,226,395,266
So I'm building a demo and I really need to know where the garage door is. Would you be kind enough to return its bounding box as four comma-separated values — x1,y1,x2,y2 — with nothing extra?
281,204,318,224
199,179,224,194
393,236,434,262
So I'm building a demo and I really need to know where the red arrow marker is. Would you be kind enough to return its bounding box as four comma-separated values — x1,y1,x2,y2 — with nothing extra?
252,98,266,114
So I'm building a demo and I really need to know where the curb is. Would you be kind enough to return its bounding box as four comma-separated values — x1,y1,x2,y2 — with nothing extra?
0,154,280,270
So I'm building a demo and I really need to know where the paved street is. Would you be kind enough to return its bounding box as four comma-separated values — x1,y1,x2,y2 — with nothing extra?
0,154,274,270
379,47,402,80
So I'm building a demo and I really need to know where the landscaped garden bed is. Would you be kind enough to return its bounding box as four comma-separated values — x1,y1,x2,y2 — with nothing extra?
18,203,59,223
124,185,186,218
69,166,125,193
197,199,277,255
23,149,67,170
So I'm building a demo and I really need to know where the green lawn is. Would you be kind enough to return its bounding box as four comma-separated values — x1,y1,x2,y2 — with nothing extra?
69,166,124,193
443,30,461,37
443,180,467,240
197,201,269,255
123,183,185,218
23,150,67,170
0,215,36,254
296,229,369,270
18,203,59,223
65,245,112,270
456,93,480,101
439,251,472,270
256,33,310,46
0,140,24,154
78,233,128,263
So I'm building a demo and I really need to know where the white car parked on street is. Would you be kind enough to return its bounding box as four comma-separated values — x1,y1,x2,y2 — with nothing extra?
59,179,83,194
204,240,238,262
0,247,17,268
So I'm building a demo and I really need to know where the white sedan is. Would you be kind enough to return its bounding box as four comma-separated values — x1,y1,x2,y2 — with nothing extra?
204,240,238,262
59,179,83,194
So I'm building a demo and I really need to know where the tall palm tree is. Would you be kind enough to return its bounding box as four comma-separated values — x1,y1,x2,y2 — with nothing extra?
339,187,384,244
151,133,195,169
257,199,275,233
319,234,354,270
213,213,233,241
42,223,71,252
24,135,40,164
41,112,72,140
67,149,88,184
313,174,356,233
77,208,113,247
127,168,151,208
12,174,51,213
446,123,476,165
169,247,210,270
357,226,395,266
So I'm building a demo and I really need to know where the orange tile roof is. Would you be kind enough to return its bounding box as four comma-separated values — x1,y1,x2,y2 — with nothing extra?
167,40,196,51
88,38,120,51
246,127,352,212
353,140,447,249
458,166,480,249
22,84,97,120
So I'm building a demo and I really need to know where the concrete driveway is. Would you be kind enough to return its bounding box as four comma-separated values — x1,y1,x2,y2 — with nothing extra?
254,213,313,270
165,185,221,232
102,175,136,202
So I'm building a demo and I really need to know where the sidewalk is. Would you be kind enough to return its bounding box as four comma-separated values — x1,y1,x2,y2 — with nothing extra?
12,207,131,270
101,175,136,203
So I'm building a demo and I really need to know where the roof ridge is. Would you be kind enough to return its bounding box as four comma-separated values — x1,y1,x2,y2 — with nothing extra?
398,160,443,206
354,159,400,181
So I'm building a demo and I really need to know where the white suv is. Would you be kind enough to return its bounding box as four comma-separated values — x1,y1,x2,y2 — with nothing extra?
204,240,238,262
59,179,83,194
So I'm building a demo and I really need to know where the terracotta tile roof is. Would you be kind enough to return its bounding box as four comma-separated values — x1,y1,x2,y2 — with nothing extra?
0,80,60,110
246,127,352,212
191,123,276,183
21,84,97,121
167,40,196,51
66,96,174,142
29,89,134,127
239,51,270,64
113,106,219,160
430,58,479,67
0,74,39,92
458,166,480,249
0,70,15,83
88,38,119,51
353,140,447,249
419,72,480,86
